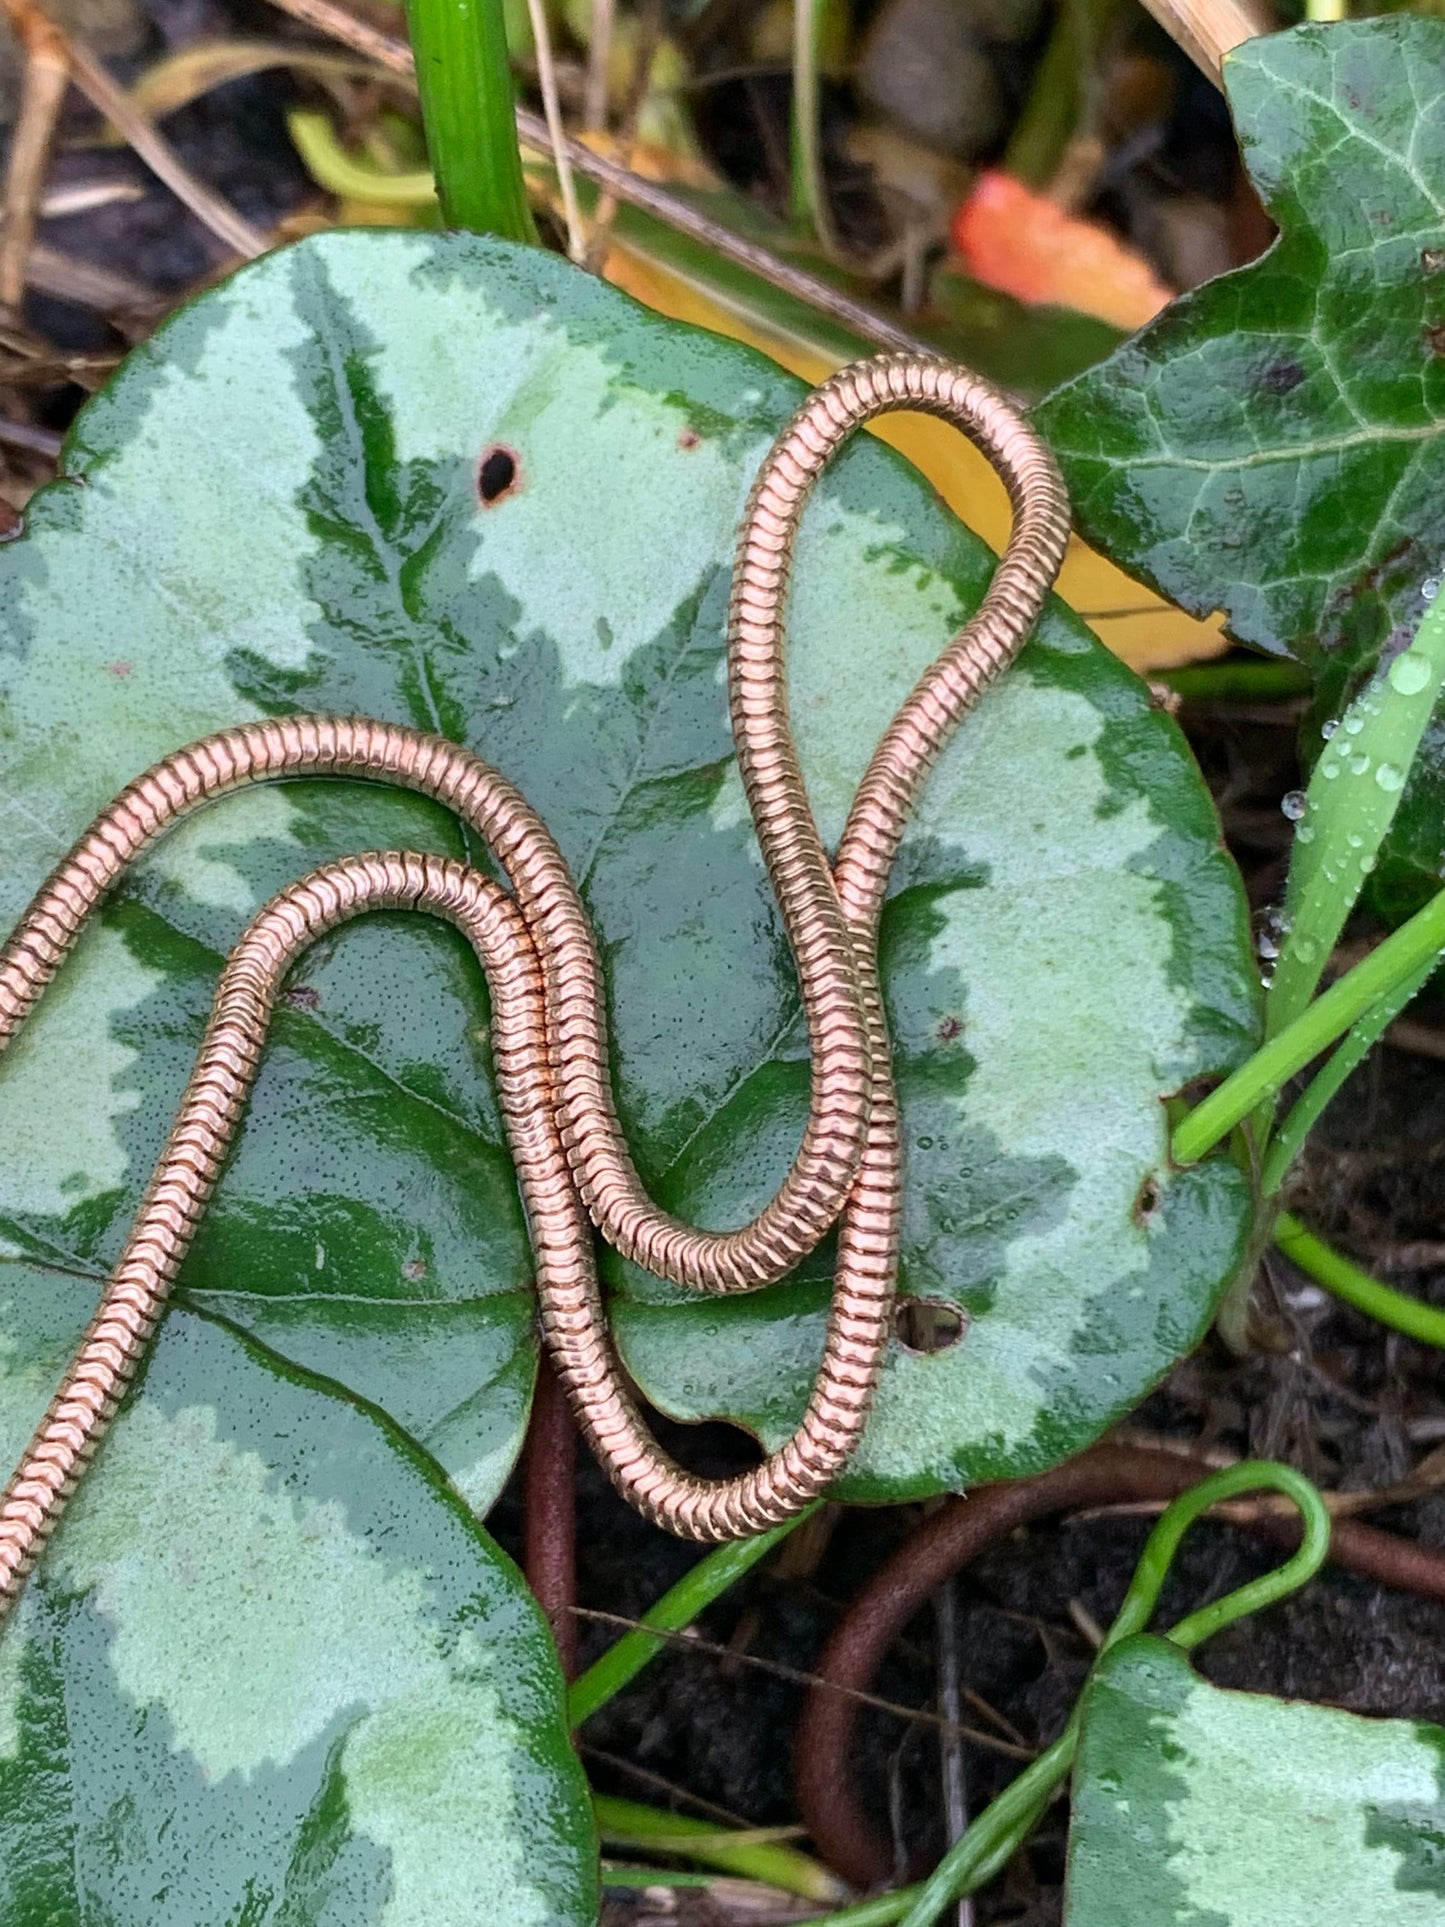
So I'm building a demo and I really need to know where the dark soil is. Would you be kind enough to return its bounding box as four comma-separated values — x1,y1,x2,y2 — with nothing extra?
499,690,1445,1925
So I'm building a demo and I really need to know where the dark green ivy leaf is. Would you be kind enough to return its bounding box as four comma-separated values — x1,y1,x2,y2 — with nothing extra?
1037,18,1445,912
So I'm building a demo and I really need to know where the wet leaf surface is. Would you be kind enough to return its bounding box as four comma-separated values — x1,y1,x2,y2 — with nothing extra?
1067,1635,1445,1925
0,1265,596,1926
0,229,1257,1515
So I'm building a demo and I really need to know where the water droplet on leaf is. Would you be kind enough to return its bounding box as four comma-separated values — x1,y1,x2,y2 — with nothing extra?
1281,789,1308,820
1375,762,1405,792
1389,650,1433,695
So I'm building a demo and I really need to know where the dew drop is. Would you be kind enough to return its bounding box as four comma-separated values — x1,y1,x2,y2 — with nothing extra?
1344,712,1365,735
1424,576,1441,603
1361,852,1377,874
1350,753,1371,776
1321,717,1340,740
1295,823,1315,844
1375,761,1405,792
1281,788,1308,820
1320,759,1341,779
1389,650,1433,695
1293,934,1320,964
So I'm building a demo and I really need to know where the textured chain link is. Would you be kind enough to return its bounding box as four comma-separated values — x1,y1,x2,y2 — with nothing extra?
0,353,1068,1611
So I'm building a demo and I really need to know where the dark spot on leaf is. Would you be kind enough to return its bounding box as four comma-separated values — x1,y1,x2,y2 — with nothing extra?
894,1296,969,1355
1256,357,1306,395
105,660,132,678
678,427,701,450
1132,1173,1163,1225
1425,323,1445,359
477,444,521,506
1422,246,1445,274
285,984,322,1010
936,1014,964,1042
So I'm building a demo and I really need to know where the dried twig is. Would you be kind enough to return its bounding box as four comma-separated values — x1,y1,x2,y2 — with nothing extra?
584,0,662,273
569,1605,1033,1759
0,0,266,261
263,0,928,354
0,416,62,456
40,179,144,218
26,241,158,315
932,1571,975,1927
524,0,584,260
62,32,269,258
583,0,614,132
580,1746,755,1829
0,349,118,388
0,10,70,314
1132,0,1274,85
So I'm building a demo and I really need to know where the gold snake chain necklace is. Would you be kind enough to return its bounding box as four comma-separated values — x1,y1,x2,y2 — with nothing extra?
0,352,1068,1619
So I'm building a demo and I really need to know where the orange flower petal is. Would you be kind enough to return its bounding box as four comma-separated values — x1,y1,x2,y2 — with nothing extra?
951,170,1173,332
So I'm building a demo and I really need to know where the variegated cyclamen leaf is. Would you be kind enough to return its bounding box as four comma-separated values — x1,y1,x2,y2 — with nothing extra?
1067,1636,1445,1925
0,230,1258,1503
0,1262,597,1926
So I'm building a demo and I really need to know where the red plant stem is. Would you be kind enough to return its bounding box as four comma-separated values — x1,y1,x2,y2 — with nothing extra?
524,1352,579,1680
795,1445,1445,1890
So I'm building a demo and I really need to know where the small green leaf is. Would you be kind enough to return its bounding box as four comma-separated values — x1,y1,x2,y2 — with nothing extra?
1067,1635,1445,1925
0,1263,597,1925
0,230,1258,1503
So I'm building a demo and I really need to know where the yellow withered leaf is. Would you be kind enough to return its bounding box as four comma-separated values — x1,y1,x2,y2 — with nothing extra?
602,236,1227,672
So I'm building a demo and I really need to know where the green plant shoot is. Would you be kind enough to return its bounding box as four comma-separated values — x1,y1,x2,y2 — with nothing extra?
404,0,538,240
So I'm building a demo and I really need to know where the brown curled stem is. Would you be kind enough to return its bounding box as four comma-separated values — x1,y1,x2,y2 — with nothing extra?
524,1352,579,1677
795,1444,1445,1891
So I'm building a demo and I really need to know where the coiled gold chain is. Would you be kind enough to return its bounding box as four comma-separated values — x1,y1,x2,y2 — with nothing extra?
0,353,1068,1618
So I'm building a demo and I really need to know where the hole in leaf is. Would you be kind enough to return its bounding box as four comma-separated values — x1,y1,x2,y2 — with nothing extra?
1133,1174,1163,1225
894,1296,969,1355
477,444,521,506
